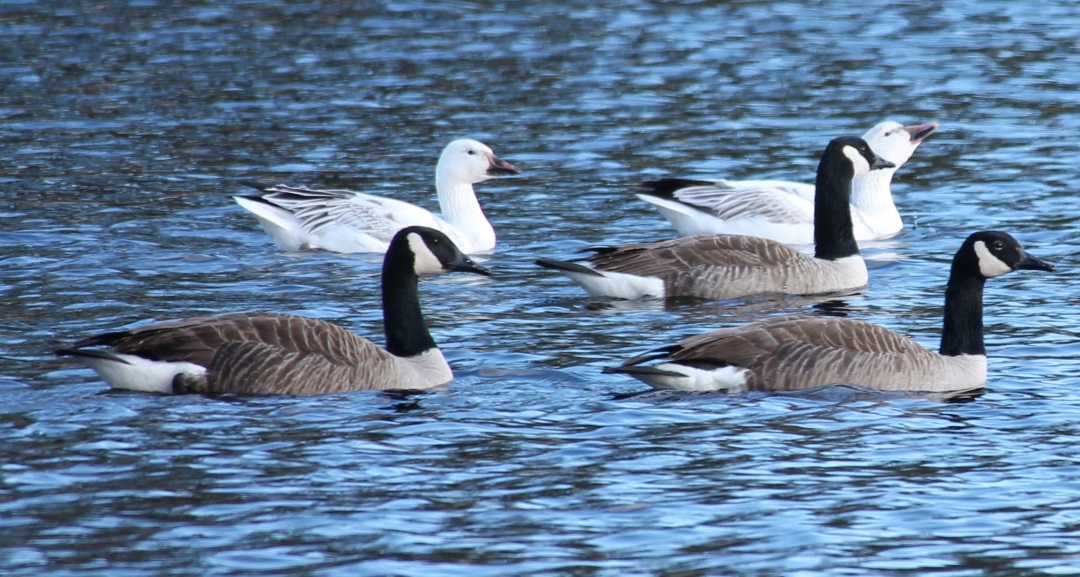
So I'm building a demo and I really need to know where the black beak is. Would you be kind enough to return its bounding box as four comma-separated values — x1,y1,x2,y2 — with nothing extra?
871,153,897,170
486,154,521,176
1017,251,1056,272
904,122,940,144
445,254,492,277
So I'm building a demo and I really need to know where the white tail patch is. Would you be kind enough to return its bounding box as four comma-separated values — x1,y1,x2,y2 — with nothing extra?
973,240,1013,278
560,269,665,299
842,145,872,177
407,232,447,275
635,363,750,393
233,196,307,252
75,353,206,394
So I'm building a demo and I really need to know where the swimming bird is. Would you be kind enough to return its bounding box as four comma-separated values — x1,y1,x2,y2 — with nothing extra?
605,231,1054,393
535,136,893,300
55,226,491,395
234,139,520,254
637,121,938,244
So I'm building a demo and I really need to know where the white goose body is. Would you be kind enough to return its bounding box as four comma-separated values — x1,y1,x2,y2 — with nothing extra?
235,139,520,254
537,136,891,300
606,231,1054,393
56,227,490,395
638,121,938,244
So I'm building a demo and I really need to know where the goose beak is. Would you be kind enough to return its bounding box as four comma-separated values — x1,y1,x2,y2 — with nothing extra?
871,153,897,171
486,154,521,177
1017,251,1056,272
904,122,940,144
446,255,493,277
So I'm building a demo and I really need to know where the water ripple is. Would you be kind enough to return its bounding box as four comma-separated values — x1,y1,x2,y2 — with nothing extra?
5,0,1080,575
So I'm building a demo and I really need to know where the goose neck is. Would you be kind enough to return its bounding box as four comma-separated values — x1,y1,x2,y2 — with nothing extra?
813,165,860,261
939,274,986,357
381,251,437,358
851,168,898,210
436,175,489,224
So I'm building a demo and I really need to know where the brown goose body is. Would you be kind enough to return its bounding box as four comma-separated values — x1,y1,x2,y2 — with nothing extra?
616,314,986,393
66,312,453,395
582,234,867,300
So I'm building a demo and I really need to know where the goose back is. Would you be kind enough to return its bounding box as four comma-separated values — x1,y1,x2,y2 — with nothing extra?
237,184,464,254
644,315,985,392
587,235,867,300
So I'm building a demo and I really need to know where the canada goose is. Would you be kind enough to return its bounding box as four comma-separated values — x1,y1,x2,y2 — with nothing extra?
536,136,894,300
637,121,938,244
234,139,521,254
55,226,491,395
605,231,1054,393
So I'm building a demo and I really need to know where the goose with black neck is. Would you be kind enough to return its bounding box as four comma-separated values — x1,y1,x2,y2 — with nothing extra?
604,231,1055,393
56,226,491,395
536,135,894,300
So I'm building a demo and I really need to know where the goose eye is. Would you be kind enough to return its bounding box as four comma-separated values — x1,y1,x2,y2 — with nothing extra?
467,150,477,155
993,240,1004,250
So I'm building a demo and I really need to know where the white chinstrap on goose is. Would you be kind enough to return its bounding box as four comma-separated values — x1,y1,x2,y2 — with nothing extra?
234,139,521,254
535,136,893,300
605,231,1055,394
637,121,939,244
55,226,491,395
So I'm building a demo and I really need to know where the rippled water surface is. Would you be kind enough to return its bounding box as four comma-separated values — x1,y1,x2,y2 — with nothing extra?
5,1,1080,575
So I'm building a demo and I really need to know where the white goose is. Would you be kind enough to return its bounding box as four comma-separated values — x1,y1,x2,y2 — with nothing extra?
605,231,1054,394
637,121,938,244
55,227,491,395
536,136,892,300
234,139,520,254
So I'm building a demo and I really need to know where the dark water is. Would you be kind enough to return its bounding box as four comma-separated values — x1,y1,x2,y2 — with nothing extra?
5,1,1080,575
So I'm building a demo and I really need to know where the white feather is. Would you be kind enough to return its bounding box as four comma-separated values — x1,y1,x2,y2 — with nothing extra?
973,241,1013,278
76,353,205,394
407,232,446,275
636,363,751,393
558,269,666,300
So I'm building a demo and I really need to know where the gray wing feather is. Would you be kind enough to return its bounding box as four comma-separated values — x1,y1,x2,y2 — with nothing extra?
260,186,398,239
671,183,815,224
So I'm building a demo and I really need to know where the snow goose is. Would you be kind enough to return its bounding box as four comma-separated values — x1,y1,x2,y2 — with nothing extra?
604,231,1054,393
234,139,520,254
55,227,491,395
535,136,893,300
637,121,938,244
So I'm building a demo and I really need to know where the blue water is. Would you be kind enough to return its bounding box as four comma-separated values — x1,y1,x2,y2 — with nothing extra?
5,0,1080,575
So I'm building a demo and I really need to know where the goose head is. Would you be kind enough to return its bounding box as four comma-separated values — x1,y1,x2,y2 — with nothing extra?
436,139,521,186
956,231,1055,279
824,135,896,180
395,226,492,277
861,120,939,169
